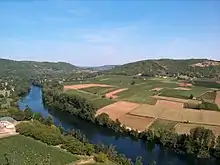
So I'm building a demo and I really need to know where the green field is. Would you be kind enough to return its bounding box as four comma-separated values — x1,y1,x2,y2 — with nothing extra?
200,91,217,103
159,87,209,99
64,75,216,108
150,119,178,130
65,89,115,109
81,86,118,95
0,135,78,165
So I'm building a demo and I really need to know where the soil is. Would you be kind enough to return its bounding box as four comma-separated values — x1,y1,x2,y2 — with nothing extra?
64,84,112,90
130,101,220,126
177,82,193,87
151,88,163,91
118,114,155,131
191,61,220,67
129,104,165,118
215,91,220,106
73,158,95,165
105,88,128,99
174,87,191,91
96,101,140,121
156,100,184,108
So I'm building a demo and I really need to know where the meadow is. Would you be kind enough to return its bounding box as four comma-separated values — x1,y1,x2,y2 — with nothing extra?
0,135,78,165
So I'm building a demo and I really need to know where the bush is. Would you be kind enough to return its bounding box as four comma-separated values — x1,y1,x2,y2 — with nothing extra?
16,121,63,146
94,152,108,163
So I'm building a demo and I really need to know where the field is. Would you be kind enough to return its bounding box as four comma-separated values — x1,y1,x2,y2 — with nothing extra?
129,103,220,126
0,135,77,165
200,91,217,103
150,119,178,130
81,86,118,95
65,89,115,109
63,75,220,133
96,101,140,121
118,114,155,131
175,123,220,136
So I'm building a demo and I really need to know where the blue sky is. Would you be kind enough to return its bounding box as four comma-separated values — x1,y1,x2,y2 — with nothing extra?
0,1,219,66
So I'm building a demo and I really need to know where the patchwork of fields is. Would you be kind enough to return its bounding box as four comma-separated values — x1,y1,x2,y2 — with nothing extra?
63,75,220,134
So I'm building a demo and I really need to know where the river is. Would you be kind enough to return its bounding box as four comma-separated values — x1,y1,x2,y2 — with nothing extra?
18,86,219,165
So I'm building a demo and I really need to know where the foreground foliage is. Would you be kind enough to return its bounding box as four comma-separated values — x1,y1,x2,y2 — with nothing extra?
0,135,77,165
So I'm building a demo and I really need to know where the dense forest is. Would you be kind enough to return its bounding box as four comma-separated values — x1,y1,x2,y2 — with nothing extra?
107,59,220,79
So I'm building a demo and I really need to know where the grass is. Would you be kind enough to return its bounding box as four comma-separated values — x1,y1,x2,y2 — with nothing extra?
65,89,114,109
0,135,78,165
200,91,217,103
150,119,178,130
159,87,209,99
92,98,116,109
65,89,97,100
81,86,118,95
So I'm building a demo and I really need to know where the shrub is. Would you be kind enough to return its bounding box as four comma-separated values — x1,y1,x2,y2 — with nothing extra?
94,152,108,163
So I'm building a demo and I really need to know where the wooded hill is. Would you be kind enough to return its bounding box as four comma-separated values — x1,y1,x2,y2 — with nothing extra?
0,58,79,79
107,59,220,79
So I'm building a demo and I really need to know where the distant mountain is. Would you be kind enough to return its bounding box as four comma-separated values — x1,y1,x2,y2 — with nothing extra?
0,58,79,79
107,59,220,79
80,65,117,71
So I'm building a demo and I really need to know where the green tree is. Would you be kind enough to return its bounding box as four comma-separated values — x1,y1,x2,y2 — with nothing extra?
189,94,194,99
24,105,33,120
44,116,53,126
135,156,143,165
94,152,108,163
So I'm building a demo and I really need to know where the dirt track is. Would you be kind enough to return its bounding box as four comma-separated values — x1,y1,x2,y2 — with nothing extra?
215,91,220,106
105,88,128,99
96,101,140,121
174,87,191,91
177,82,193,87
64,84,112,90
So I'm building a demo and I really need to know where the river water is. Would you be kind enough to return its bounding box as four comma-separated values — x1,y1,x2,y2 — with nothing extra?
18,86,219,165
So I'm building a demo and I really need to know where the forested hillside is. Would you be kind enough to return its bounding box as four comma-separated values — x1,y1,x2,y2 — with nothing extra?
0,58,79,79
107,59,220,79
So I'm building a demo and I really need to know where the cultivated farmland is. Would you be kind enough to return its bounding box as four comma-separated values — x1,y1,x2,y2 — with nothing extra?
95,101,140,121
64,75,220,133
0,135,77,165
175,123,220,136
118,114,155,131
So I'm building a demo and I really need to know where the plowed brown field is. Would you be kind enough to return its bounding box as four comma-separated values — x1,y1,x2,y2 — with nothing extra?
130,103,220,126
156,100,183,108
95,101,140,121
64,84,112,90
118,114,155,131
